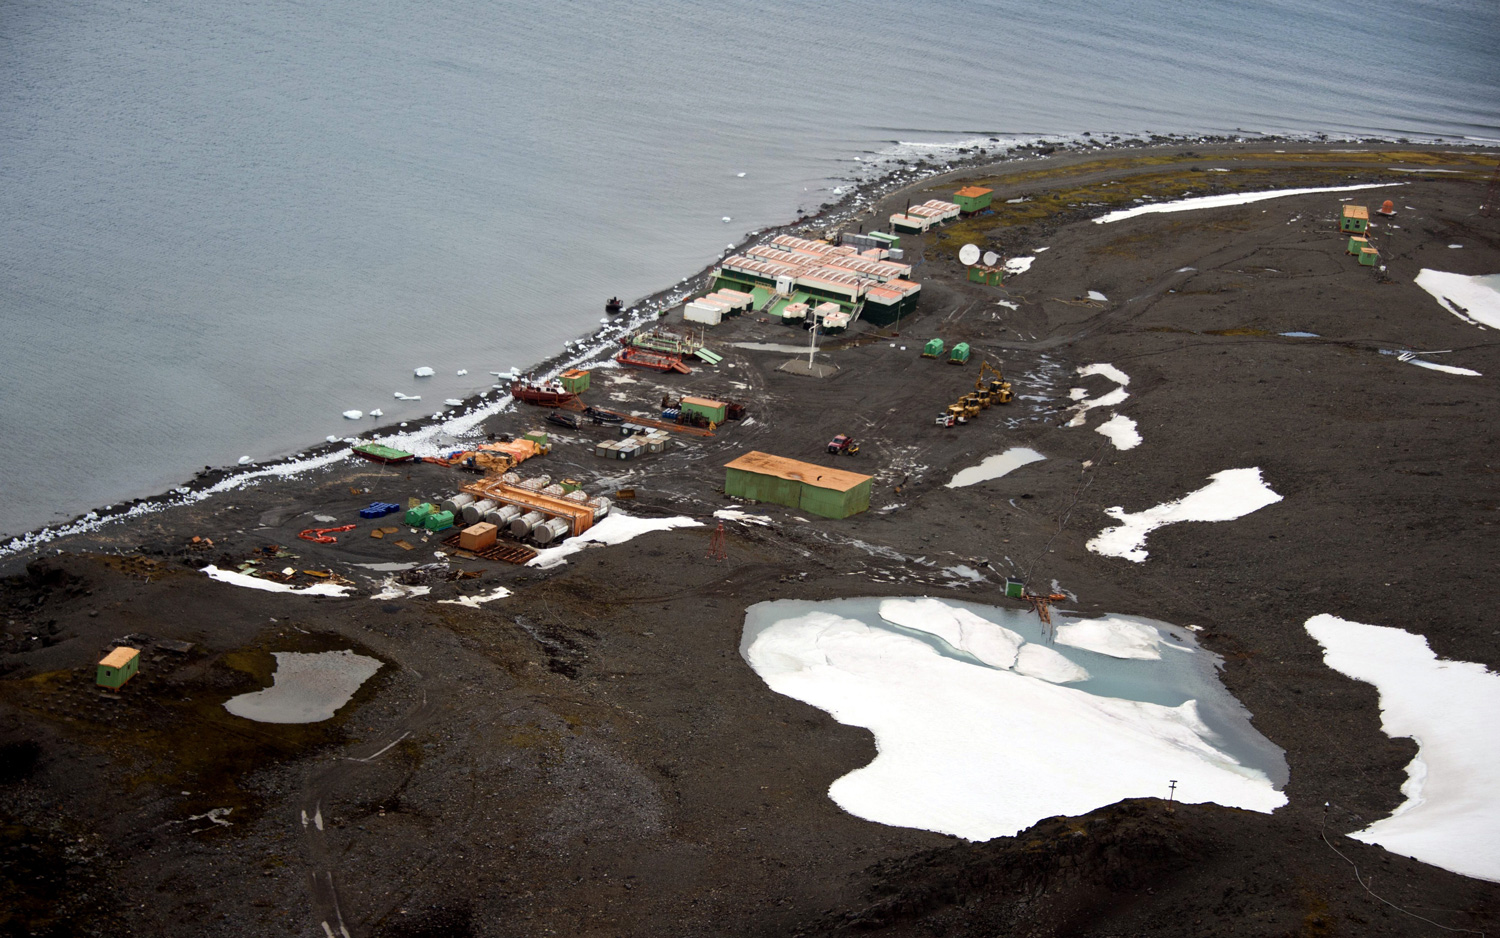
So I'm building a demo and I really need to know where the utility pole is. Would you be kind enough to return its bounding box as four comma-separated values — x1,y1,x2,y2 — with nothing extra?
1166,779,1178,814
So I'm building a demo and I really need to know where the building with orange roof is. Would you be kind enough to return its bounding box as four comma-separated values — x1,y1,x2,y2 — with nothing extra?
724,451,872,519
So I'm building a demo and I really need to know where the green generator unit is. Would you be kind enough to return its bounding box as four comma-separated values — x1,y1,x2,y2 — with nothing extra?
1358,245,1380,267
424,510,455,532
97,647,140,690
1005,578,1025,599
404,502,437,526
921,337,944,358
949,342,971,365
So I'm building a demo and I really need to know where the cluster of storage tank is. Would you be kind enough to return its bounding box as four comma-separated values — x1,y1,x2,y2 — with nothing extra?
438,474,613,546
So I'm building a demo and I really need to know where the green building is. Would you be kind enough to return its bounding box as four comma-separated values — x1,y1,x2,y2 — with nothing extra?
724,452,872,520
954,186,994,213
97,647,140,690
1340,205,1369,234
680,396,728,424
949,342,971,365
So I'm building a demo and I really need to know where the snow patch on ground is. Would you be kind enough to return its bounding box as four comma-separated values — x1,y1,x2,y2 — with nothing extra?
1095,413,1142,450
1087,468,1282,562
1066,364,1130,426
528,513,702,569
1407,358,1481,377
1087,290,1108,302
1413,269,1500,329
439,586,513,607
715,509,776,527
203,565,352,597
1306,615,1500,883
947,448,1045,487
1096,183,1405,224
1004,256,1034,276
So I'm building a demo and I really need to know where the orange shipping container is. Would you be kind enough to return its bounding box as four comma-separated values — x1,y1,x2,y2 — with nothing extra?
459,522,498,551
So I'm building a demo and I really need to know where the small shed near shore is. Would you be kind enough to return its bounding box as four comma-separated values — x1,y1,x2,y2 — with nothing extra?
724,452,872,519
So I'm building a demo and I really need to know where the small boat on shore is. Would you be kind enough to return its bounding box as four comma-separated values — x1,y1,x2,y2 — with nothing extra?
510,378,578,407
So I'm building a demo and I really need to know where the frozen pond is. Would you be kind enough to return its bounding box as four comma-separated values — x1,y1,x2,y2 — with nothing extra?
223,650,382,724
946,447,1045,488
741,596,1287,841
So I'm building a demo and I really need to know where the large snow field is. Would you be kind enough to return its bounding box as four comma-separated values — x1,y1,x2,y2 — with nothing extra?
1087,468,1282,562
742,597,1287,841
1306,615,1500,883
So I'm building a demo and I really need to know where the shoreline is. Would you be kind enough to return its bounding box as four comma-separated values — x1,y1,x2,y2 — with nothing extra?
3,130,1493,559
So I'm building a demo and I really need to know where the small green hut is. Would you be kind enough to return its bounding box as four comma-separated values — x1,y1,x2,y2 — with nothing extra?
1340,205,1369,234
97,647,140,690
921,338,945,358
949,342,971,365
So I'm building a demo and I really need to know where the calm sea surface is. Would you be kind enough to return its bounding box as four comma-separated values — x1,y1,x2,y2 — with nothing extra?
1,0,1496,537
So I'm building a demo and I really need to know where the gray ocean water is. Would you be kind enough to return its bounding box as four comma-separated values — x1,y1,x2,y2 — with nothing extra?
2,0,1497,539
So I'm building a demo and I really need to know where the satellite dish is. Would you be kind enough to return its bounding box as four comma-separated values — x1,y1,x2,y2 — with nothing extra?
958,243,981,266
983,251,999,266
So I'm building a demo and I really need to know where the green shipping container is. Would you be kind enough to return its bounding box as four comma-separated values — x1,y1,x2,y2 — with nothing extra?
949,342,971,365
559,370,591,394
922,338,944,358
1005,578,1025,599
680,397,728,424
424,510,455,531
405,502,436,526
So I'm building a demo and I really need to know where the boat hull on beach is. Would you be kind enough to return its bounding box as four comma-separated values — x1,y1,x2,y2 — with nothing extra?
510,380,578,407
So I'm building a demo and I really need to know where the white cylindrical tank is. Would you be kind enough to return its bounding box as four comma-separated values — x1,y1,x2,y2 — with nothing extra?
441,493,475,515
486,504,522,527
463,499,497,524
532,517,571,544
541,483,566,497
516,474,552,491
564,490,589,503
510,510,546,537
587,497,612,519
501,472,520,486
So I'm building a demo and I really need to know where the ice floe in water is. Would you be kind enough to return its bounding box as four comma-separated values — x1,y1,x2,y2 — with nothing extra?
1306,615,1500,883
414,366,435,377
1088,468,1282,562
342,410,363,420
947,447,1045,488
528,512,702,569
223,650,381,724
202,565,352,597
1095,414,1141,450
1413,270,1500,329
1095,182,1404,225
742,597,1287,841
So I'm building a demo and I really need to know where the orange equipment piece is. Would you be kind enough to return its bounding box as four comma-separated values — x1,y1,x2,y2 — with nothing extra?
298,525,357,544
706,521,727,562
1377,199,1396,216
1023,590,1068,626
